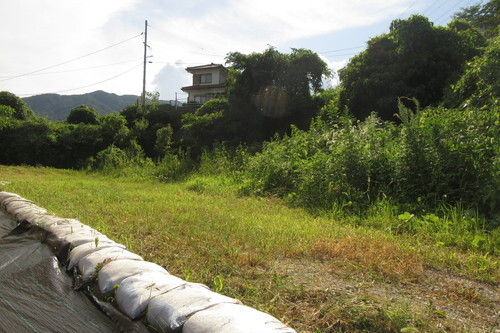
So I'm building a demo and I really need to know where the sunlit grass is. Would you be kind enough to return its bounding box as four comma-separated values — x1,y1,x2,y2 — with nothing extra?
0,165,498,331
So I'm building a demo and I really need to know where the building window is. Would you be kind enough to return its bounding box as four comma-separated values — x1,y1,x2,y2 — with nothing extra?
200,73,212,84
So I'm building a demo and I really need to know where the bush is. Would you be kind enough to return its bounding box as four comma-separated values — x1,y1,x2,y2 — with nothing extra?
67,105,100,124
0,91,35,120
0,105,15,117
242,105,499,221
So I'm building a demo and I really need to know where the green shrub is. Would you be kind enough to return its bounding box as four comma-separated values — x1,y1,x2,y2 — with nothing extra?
242,105,499,222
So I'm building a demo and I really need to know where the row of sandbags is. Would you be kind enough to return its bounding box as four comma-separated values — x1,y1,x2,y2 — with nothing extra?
0,191,296,333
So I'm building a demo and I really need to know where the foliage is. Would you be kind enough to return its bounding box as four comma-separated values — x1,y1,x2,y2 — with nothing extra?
154,124,173,157
338,15,486,120
453,0,500,39
22,90,140,121
0,91,35,120
1,166,497,332
444,35,500,108
99,113,130,147
225,47,331,142
67,105,100,124
92,145,129,170
0,105,15,118
242,105,499,223
180,98,231,155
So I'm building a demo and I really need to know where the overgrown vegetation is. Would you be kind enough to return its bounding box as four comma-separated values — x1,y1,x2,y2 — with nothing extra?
0,4,498,331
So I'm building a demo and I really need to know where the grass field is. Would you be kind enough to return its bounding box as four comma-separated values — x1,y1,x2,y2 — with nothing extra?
0,165,498,332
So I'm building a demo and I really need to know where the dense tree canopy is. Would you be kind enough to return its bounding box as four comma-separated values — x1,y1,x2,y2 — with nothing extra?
225,47,331,140
338,15,486,120
0,91,35,120
67,105,100,124
453,0,499,39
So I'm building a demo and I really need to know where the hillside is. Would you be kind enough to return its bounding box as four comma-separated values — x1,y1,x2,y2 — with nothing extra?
23,90,174,121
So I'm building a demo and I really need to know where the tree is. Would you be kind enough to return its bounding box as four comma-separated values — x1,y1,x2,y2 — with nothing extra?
339,15,486,120
0,105,15,118
453,0,499,39
154,124,174,157
67,105,100,124
444,35,500,108
225,47,331,141
99,113,129,147
0,91,35,120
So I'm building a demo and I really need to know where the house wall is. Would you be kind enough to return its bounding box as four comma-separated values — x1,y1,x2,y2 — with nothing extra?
188,86,225,103
191,67,227,85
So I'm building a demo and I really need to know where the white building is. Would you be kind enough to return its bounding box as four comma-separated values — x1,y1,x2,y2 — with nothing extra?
181,63,227,104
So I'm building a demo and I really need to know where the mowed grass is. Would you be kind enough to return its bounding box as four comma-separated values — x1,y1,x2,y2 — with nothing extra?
0,165,498,332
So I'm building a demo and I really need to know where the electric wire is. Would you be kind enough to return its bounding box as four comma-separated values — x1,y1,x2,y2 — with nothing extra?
318,46,365,55
1,33,143,83
433,0,473,24
397,0,420,19
435,0,480,25
17,62,143,97
0,59,142,78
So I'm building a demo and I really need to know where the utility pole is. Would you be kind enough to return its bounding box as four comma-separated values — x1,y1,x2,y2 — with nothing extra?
141,20,148,109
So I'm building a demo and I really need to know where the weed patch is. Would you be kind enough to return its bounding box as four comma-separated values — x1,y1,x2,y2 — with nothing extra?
312,235,424,281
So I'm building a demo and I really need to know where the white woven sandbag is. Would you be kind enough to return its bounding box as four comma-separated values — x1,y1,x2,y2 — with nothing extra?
98,260,168,294
68,240,125,270
78,247,143,281
146,284,240,332
116,272,187,319
32,215,70,228
1,196,32,208
63,232,112,248
0,191,20,203
47,222,95,239
183,303,296,333
4,200,32,215
14,206,48,222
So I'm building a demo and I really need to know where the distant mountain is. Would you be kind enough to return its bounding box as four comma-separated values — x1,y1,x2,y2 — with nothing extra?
23,90,176,121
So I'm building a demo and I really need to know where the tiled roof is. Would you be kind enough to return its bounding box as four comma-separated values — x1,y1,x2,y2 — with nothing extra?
186,63,225,72
181,83,226,91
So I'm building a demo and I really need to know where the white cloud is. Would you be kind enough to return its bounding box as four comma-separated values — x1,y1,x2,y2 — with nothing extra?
0,0,419,97
151,63,191,101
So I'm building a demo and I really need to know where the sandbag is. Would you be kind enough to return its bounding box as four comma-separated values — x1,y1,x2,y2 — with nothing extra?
0,191,20,203
116,272,187,319
46,221,95,238
14,206,48,222
183,303,296,333
63,232,112,248
146,284,240,332
1,196,32,208
98,260,168,294
4,201,35,216
68,240,125,270
3,200,34,217
32,215,70,228
78,247,143,281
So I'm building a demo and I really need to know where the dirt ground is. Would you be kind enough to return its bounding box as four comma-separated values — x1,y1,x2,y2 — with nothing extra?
272,258,499,332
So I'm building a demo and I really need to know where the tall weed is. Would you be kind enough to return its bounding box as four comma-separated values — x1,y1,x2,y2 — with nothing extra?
242,105,499,228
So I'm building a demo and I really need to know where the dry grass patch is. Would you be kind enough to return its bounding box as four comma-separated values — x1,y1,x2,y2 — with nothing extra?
312,235,424,281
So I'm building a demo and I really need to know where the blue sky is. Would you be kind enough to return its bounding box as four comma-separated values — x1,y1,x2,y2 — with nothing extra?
0,0,482,101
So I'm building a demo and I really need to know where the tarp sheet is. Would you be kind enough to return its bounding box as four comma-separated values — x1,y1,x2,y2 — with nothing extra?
0,210,120,332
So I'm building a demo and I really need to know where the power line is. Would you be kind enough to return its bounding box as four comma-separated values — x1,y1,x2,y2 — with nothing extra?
324,52,361,59
17,62,143,97
397,0,420,19
0,59,142,78
1,33,143,83
318,46,365,55
434,0,472,24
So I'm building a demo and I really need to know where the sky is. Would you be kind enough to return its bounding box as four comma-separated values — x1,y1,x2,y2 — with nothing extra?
0,0,482,102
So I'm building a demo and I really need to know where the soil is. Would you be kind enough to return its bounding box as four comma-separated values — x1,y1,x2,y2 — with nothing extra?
272,258,499,332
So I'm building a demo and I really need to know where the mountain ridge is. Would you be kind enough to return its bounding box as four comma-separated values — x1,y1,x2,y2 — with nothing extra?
23,90,174,121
